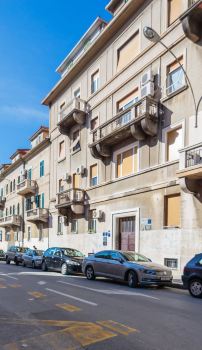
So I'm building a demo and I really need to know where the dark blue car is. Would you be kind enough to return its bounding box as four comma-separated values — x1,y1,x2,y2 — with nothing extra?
182,253,202,298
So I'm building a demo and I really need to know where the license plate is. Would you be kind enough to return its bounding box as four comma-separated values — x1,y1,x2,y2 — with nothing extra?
161,277,170,281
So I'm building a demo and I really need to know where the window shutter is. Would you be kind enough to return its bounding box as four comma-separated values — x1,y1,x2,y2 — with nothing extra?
41,193,45,209
90,164,97,178
122,149,133,176
117,32,140,71
117,89,139,111
117,154,122,178
165,194,181,227
168,0,184,25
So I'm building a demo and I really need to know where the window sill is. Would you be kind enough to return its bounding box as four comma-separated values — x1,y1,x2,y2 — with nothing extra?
71,148,81,156
161,85,188,103
58,157,66,163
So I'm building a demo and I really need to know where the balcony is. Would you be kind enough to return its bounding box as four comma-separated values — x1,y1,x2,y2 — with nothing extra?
0,196,5,209
17,179,37,196
89,97,159,159
57,97,87,135
180,0,202,43
177,143,202,194
0,215,21,228
56,188,85,215
26,208,49,223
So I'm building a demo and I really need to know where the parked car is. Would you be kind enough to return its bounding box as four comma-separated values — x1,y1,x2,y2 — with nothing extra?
22,249,44,269
0,249,6,261
182,253,202,298
82,250,173,288
41,247,85,275
5,246,29,265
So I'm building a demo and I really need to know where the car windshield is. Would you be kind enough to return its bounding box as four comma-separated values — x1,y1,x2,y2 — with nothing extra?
0,250,4,254
62,248,84,258
121,252,150,262
17,247,28,253
33,250,43,256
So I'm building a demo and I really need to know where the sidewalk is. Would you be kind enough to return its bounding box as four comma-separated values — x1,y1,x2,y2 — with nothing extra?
172,279,184,289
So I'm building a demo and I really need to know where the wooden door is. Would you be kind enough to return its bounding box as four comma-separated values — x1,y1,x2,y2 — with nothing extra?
119,217,135,251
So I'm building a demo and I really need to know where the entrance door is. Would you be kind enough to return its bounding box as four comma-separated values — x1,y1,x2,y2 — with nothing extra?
119,217,135,251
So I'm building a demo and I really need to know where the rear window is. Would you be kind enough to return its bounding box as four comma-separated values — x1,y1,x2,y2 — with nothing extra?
62,248,84,258
17,247,28,253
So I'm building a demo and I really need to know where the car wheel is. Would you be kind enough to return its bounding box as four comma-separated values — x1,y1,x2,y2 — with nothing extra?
32,261,35,269
188,279,202,298
6,257,10,264
86,266,95,280
42,261,48,272
61,263,69,275
22,260,26,267
14,259,19,266
128,270,138,288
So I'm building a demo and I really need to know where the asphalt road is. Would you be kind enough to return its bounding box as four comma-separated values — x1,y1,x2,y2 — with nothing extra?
0,261,201,350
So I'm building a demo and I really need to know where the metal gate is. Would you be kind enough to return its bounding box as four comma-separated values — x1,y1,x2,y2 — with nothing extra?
119,217,135,251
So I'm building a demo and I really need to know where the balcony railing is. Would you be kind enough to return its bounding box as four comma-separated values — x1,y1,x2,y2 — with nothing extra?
57,97,87,134
16,179,37,196
26,208,49,223
0,215,21,227
57,189,85,207
186,146,202,168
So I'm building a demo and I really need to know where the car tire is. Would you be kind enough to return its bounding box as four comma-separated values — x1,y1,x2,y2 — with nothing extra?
188,279,202,298
6,257,10,264
14,259,19,266
32,261,35,269
61,263,69,275
86,266,95,280
128,270,138,288
42,261,48,272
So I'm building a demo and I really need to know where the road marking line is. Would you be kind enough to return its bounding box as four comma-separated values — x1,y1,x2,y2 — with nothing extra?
37,281,47,285
0,274,18,280
58,280,160,300
28,291,46,299
56,303,81,313
46,288,98,306
97,320,139,335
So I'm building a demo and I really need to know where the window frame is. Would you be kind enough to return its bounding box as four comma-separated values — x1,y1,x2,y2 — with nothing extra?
91,69,100,94
89,163,98,187
40,160,45,177
164,193,181,228
113,142,139,179
162,120,185,163
58,139,66,161
116,30,140,72
71,219,78,234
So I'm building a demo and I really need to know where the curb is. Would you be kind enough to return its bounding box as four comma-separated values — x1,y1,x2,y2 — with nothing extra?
171,282,184,289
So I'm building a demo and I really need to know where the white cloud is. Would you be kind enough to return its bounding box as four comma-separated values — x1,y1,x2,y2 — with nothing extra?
0,105,48,122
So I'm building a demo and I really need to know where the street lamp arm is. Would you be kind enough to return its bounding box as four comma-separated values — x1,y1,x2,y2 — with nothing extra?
160,41,198,127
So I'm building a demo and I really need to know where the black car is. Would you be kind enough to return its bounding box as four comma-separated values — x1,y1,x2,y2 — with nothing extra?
41,247,84,275
22,249,44,269
0,249,6,261
182,253,202,298
6,246,29,265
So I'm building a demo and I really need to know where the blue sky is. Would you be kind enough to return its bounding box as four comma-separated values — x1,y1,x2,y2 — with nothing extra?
0,0,111,163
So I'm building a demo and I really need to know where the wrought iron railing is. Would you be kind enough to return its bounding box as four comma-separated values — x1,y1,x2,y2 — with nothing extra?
92,97,158,143
186,146,202,167
58,97,87,123
57,189,85,206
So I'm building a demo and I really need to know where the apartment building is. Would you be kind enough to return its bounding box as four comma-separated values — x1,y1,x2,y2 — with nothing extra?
41,0,202,277
0,126,50,251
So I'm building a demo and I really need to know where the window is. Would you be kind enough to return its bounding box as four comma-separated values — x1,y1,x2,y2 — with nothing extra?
40,160,44,177
35,193,44,209
73,174,80,189
164,258,178,269
10,206,12,215
26,198,32,211
59,179,64,193
59,140,65,159
10,181,12,193
166,57,185,95
90,164,98,186
117,32,140,71
5,232,11,242
39,224,43,241
0,231,2,241
71,130,80,153
17,176,21,184
71,219,78,234
168,0,184,26
13,179,16,191
58,216,64,234
74,88,81,98
27,168,32,180
58,102,66,122
91,70,100,94
95,251,111,259
164,194,181,227
0,188,3,197
6,208,8,216
6,184,8,195
17,203,20,215
117,89,139,112
166,126,182,161
28,226,31,241
90,116,99,131
13,205,15,215
88,216,96,234
116,146,138,178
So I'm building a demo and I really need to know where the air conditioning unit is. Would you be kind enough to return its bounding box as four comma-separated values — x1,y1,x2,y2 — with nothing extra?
30,196,35,203
141,82,154,98
92,210,103,220
63,173,71,182
141,69,154,86
76,165,85,175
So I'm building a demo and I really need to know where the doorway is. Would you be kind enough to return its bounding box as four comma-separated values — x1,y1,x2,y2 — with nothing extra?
119,216,135,251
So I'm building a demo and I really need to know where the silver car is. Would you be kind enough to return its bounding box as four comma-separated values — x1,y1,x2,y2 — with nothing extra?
82,250,173,288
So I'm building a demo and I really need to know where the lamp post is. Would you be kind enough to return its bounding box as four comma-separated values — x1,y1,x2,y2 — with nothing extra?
143,26,201,128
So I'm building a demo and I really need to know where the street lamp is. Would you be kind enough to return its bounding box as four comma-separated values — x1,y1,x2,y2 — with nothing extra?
143,26,201,128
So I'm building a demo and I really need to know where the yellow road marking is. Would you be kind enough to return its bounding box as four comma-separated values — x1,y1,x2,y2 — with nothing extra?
97,320,139,335
28,291,46,299
56,303,81,313
0,284,6,289
8,284,21,288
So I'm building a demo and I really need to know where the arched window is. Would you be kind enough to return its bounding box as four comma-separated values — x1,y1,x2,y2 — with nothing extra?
6,184,8,195
5,208,8,217
13,205,15,215
10,206,12,215
10,181,12,193
13,179,16,191
17,203,20,215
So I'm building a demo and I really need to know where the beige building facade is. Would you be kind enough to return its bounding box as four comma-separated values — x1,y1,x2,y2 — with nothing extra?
0,127,50,251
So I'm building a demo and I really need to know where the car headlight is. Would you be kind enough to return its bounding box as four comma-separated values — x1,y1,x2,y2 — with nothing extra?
65,260,80,266
143,269,156,275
